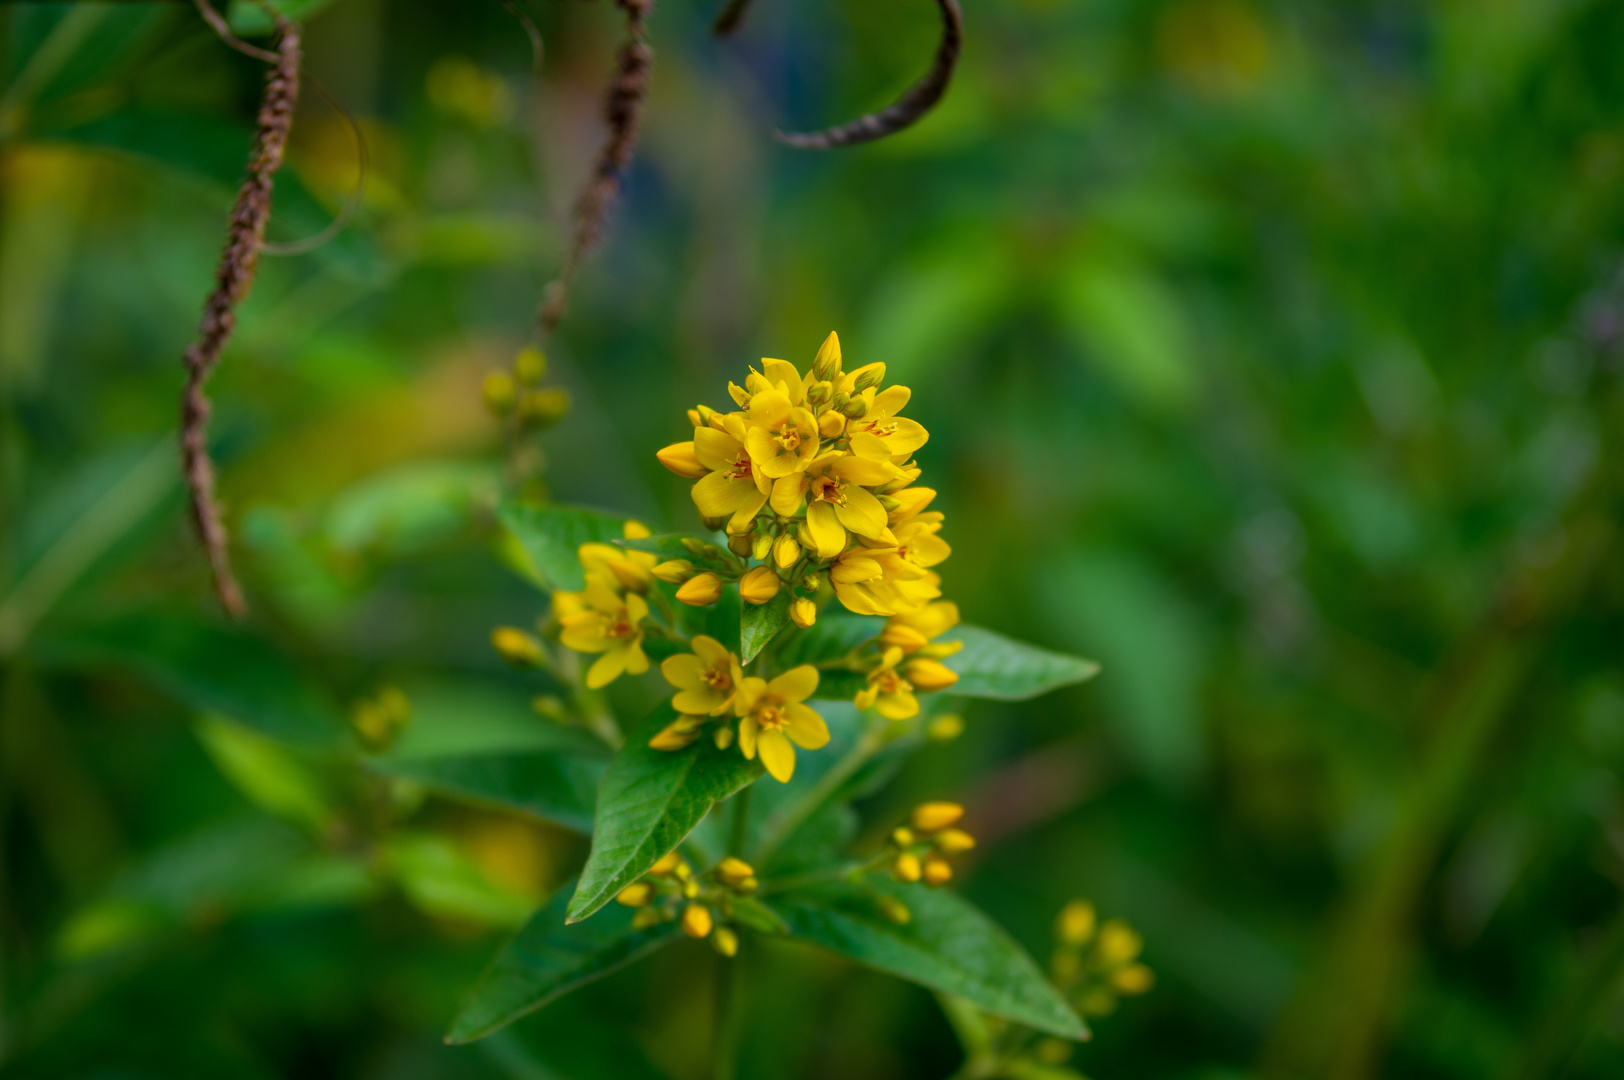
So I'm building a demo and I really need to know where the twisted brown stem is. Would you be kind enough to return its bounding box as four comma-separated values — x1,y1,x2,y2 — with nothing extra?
179,12,301,618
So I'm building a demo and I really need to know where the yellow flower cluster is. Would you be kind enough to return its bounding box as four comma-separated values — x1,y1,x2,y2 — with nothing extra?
1050,899,1155,1018
614,850,759,957
656,332,949,620
549,522,661,689
887,801,976,889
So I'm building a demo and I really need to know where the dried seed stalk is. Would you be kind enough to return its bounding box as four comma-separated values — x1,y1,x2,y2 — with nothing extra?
777,0,963,149
180,16,301,618
537,0,654,337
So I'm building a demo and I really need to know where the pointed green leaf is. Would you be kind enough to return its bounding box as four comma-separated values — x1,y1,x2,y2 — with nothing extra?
375,751,603,833
496,500,627,592
567,704,762,923
448,881,681,1044
771,879,1088,1040
944,625,1100,701
740,590,793,664
614,533,741,575
775,611,883,668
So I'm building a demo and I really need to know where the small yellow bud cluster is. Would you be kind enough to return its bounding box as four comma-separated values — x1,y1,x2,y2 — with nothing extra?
350,685,411,751
1049,899,1155,1017
614,851,759,957
485,345,570,429
854,602,963,721
542,526,663,690
886,802,975,888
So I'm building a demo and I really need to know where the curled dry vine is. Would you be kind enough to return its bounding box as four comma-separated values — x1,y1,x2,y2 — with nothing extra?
178,4,302,618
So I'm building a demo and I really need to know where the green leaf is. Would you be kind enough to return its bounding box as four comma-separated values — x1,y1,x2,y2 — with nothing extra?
740,591,792,664
773,880,1088,1040
376,752,601,833
194,714,333,830
810,670,867,702
448,880,680,1044
383,833,536,930
729,895,789,934
775,611,883,668
945,625,1100,701
614,533,740,575
496,500,627,592
567,704,762,923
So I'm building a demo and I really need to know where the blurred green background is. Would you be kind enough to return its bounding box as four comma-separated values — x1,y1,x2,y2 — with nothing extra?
5,0,1624,1077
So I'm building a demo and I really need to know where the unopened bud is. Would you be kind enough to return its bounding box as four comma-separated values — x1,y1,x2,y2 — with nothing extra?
739,566,780,605
649,852,683,877
623,520,651,540
933,828,976,854
1112,963,1155,995
890,826,916,848
676,573,723,606
1097,919,1143,964
728,534,753,557
922,854,953,887
716,857,755,885
801,572,822,592
514,345,547,384
682,879,701,899
892,852,922,883
903,658,959,692
807,379,834,406
773,534,802,569
616,883,654,907
518,388,570,425
714,726,735,749
790,597,817,629
880,624,930,653
483,371,517,415
649,716,705,751
877,495,901,512
818,410,846,438
910,802,964,833
831,390,851,414
695,404,719,427
681,904,713,939
712,926,740,957
673,860,694,882
839,394,869,420
849,362,886,392
632,907,666,930
653,560,695,583
926,713,965,741
878,895,912,925
737,877,758,894
812,331,842,381
657,442,708,478
491,627,546,667
751,531,774,561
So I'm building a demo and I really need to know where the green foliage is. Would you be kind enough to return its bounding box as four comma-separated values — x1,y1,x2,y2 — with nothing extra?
740,590,792,663
615,533,740,575
497,501,628,592
945,625,1100,701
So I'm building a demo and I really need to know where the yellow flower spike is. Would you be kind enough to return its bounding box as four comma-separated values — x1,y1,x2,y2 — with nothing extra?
921,854,953,887
1097,919,1143,965
661,635,744,715
653,559,694,584
910,802,965,833
681,904,713,939
649,852,683,877
773,534,801,570
812,330,842,381
790,597,817,629
739,566,781,605
734,666,829,782
903,657,959,693
632,907,666,930
676,572,724,606
649,715,707,751
892,851,923,883
714,726,735,749
514,345,547,384
616,883,654,907
890,826,916,848
926,713,965,741
1111,964,1155,995
933,828,976,855
557,577,651,688
712,926,740,957
491,626,546,667
716,857,755,886
692,419,771,532
483,371,517,415
878,895,912,925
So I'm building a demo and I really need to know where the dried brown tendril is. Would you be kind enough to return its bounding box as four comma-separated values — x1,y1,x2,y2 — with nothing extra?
179,3,301,618
776,0,963,150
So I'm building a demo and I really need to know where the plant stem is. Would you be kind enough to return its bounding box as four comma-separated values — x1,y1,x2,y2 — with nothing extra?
728,785,752,857
752,711,887,864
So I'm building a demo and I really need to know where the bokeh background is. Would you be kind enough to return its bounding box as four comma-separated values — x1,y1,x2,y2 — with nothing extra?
6,0,1624,1077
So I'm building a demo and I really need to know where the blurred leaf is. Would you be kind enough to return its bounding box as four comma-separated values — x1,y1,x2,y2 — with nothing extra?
387,681,597,759
1056,251,1197,412
377,753,601,833
775,612,884,668
730,895,789,934
615,533,739,575
497,500,627,592
859,237,1012,387
741,591,792,664
810,670,867,701
944,624,1100,701
384,832,536,929
567,703,762,923
772,879,1088,1040
194,714,333,830
34,613,346,747
227,0,343,36
447,879,680,1044
323,460,498,556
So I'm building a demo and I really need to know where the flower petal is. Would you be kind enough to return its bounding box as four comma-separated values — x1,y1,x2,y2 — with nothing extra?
692,635,727,664
662,653,706,689
806,502,847,559
693,471,754,518
833,486,887,539
587,649,626,689
734,677,767,717
738,716,759,759
767,664,819,704
694,427,743,472
771,475,806,517
756,729,796,782
673,688,721,714
784,703,830,749
831,455,903,486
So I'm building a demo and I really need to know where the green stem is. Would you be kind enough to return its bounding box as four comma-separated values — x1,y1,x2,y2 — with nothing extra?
728,785,752,857
751,711,888,864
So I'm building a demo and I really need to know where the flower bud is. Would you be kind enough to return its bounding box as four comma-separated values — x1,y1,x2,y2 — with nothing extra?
926,713,965,741
514,345,547,384
933,828,976,854
616,883,654,907
714,726,735,749
807,379,834,406
910,802,964,833
716,857,755,886
801,572,822,592
677,573,723,606
649,852,683,877
483,371,517,415
491,627,546,667
890,826,915,848
623,520,651,539
1111,963,1155,995
657,441,708,478
838,394,869,420
682,879,701,899
518,388,570,425
790,597,817,629
681,904,713,939
922,854,953,887
739,566,781,605
772,534,801,570
632,907,666,930
878,895,912,925
711,926,740,957
1097,919,1142,964
673,859,694,882
701,515,730,533
728,534,753,557
728,382,751,407
653,559,695,584
649,716,705,751
831,390,851,414
695,404,719,427
751,531,774,562
812,330,842,381
904,658,960,692
687,408,703,428
818,411,846,438
880,624,930,653
737,877,759,894
892,852,922,883
849,362,886,392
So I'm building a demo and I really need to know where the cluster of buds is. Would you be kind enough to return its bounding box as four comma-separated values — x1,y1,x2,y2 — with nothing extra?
350,685,411,751
1049,899,1155,1017
853,602,963,720
614,851,760,957
484,345,570,429
887,802,976,888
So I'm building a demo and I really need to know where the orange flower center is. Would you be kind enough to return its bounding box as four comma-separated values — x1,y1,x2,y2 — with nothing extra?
773,423,803,453
756,701,789,731
703,666,731,690
603,614,633,639
727,454,754,481
811,474,846,506
872,669,912,695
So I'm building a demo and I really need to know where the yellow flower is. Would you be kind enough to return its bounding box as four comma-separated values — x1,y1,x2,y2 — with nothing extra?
770,451,900,558
830,546,937,616
656,441,708,478
847,385,929,462
556,576,650,688
676,572,723,606
882,600,961,652
790,597,817,628
578,541,658,594
745,384,820,479
735,665,830,782
855,646,921,720
739,565,781,605
660,635,743,716
891,517,951,578
692,415,771,533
